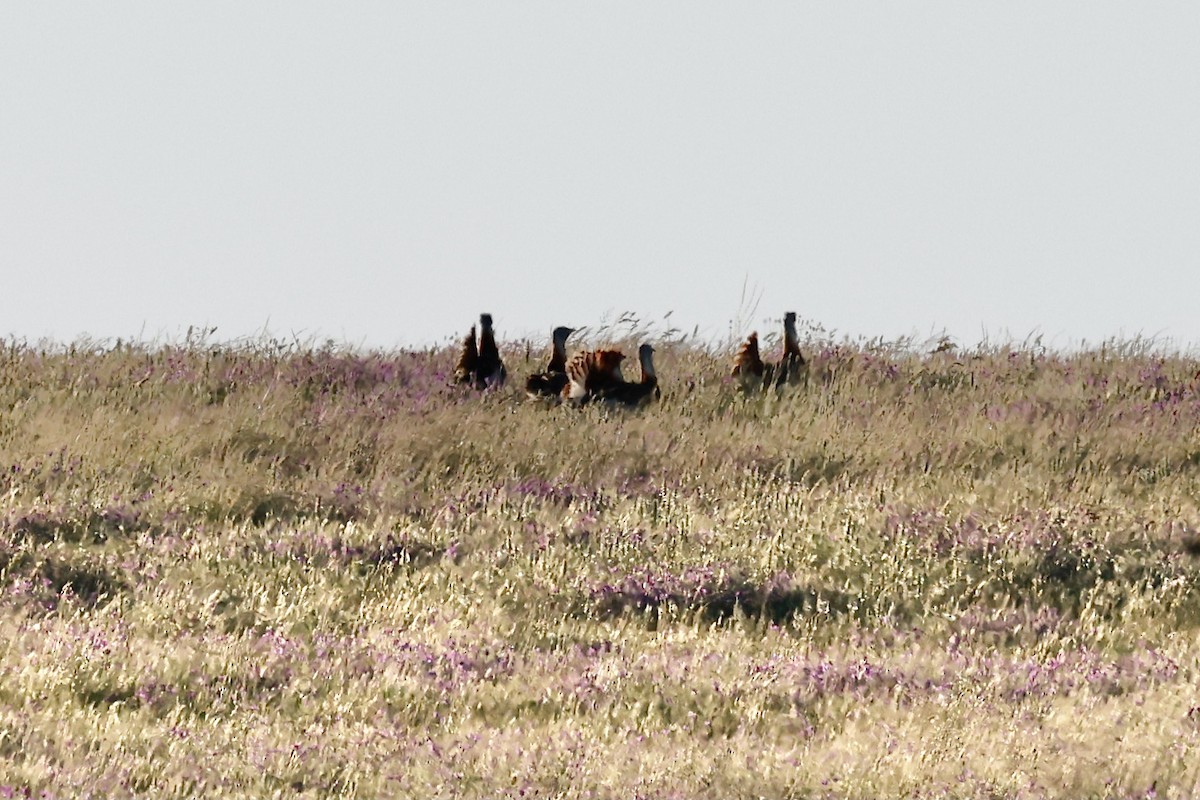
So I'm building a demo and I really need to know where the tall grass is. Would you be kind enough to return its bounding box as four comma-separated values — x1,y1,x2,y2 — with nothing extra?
1,329,1198,798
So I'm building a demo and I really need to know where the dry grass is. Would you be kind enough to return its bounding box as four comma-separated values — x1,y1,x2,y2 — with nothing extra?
1,329,1199,798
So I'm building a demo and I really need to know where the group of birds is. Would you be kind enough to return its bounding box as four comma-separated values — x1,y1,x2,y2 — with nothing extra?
452,311,806,406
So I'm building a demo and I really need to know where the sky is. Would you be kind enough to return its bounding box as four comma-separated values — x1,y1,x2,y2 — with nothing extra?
2,4,1198,352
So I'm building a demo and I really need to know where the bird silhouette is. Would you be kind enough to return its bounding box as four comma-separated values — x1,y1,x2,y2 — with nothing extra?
525,326,578,400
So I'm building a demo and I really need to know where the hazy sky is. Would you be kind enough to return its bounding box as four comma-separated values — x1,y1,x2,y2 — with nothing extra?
3,4,1198,350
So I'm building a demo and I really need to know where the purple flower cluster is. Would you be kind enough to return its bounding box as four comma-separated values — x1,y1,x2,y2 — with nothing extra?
319,482,373,523
591,565,812,623
4,497,157,544
748,637,1182,707
262,528,452,570
3,552,124,611
882,504,1116,558
509,478,607,509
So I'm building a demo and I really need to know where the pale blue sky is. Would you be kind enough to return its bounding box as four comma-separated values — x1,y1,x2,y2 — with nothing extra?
3,4,1198,350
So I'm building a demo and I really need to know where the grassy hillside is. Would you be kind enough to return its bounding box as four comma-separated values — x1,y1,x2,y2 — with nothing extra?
1,330,1199,798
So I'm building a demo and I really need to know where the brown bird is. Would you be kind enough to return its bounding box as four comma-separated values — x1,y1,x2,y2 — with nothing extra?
525,326,577,400
732,331,768,392
476,313,507,389
453,325,479,386
596,343,660,407
773,311,806,388
562,349,627,405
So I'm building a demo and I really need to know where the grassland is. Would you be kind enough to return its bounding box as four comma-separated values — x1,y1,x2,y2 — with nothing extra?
1,327,1199,799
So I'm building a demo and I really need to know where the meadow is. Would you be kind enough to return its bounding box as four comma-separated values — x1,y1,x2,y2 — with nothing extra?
1,322,1199,799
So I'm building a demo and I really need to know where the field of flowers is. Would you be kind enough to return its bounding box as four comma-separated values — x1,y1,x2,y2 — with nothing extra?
1,326,1199,798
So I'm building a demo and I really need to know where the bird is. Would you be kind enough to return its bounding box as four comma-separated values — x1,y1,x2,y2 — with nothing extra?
452,313,506,389
732,312,806,392
525,326,578,400
596,343,660,407
562,348,627,405
773,311,806,388
453,325,479,386
732,331,768,392
476,313,507,389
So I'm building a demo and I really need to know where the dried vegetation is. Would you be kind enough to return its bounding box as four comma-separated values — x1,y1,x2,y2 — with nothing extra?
1,328,1199,798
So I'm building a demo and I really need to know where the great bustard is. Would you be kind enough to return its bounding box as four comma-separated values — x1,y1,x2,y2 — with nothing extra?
453,313,507,389
731,331,766,392
774,311,806,388
525,326,578,400
596,343,660,407
563,343,659,407
477,314,506,388
562,348,627,405
732,312,806,391
453,325,479,386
